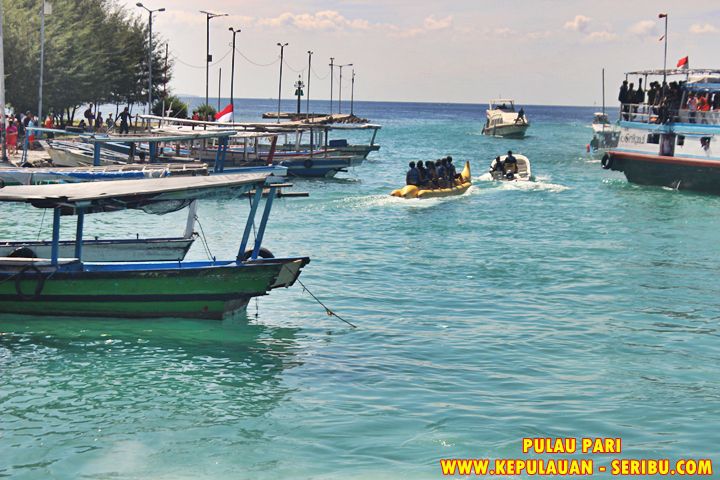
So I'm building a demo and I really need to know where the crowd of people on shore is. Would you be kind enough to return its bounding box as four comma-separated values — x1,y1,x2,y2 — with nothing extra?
405,156,461,188
619,78,720,124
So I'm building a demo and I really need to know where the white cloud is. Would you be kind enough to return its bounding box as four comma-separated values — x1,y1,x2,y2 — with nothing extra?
690,23,718,34
423,15,453,31
564,15,591,32
583,31,618,43
628,20,656,36
257,10,371,31
391,15,454,37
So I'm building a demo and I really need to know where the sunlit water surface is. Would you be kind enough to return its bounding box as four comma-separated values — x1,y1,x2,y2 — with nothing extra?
1,100,719,478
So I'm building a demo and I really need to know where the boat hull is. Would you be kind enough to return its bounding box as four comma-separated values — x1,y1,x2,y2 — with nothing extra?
605,151,720,194
0,257,309,320
482,123,529,138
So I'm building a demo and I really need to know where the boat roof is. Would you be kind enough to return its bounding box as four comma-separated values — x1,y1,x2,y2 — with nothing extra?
151,126,278,139
625,68,720,76
87,130,237,144
0,174,268,214
140,115,381,132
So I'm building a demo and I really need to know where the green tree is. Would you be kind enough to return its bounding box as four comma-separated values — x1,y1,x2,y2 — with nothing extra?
2,0,172,123
152,94,188,118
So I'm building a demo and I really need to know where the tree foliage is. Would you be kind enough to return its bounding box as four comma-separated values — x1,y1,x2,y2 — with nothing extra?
2,0,172,121
152,94,188,118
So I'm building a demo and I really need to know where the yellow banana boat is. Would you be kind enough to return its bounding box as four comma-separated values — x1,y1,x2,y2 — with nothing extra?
391,161,472,199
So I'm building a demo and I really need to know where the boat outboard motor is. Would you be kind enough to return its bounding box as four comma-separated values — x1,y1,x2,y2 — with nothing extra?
505,172,515,180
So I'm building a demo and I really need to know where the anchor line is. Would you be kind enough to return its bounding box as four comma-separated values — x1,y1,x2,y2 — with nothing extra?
193,215,215,261
37,209,47,240
281,265,356,328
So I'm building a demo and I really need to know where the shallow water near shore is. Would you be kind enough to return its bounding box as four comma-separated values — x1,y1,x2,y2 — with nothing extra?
2,100,719,479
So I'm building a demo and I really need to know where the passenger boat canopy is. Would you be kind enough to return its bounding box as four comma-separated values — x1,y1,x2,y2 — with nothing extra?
0,173,267,214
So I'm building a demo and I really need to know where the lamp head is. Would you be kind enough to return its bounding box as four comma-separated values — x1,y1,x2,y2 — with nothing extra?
158,7,165,12
136,2,143,7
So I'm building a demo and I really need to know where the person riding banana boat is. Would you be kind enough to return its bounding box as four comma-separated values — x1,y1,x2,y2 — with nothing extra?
391,156,472,199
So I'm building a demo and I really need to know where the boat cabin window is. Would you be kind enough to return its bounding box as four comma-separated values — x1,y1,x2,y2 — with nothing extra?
677,135,685,146
647,133,660,144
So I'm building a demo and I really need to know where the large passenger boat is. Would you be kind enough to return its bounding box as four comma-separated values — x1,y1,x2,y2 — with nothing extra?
602,68,720,194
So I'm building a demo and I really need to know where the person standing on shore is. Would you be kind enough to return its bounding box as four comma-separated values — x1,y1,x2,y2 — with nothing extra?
118,107,131,134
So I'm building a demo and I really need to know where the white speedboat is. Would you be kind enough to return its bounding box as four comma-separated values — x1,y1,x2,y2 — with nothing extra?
482,99,529,138
488,154,532,181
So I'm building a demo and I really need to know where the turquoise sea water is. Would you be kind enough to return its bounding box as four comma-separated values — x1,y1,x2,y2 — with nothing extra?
1,100,719,479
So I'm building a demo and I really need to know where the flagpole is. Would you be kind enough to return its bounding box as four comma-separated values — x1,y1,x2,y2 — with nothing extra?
659,13,668,85
0,0,7,162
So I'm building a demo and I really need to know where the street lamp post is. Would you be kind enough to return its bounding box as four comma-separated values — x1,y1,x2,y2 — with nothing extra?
137,3,165,118
350,68,355,116
276,42,288,123
329,57,335,115
228,27,240,122
658,13,668,85
38,0,51,122
200,10,228,108
306,50,313,119
337,63,352,114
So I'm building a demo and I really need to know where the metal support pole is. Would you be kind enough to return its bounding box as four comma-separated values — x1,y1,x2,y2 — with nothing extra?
93,142,101,166
339,66,343,114
0,0,7,162
276,43,288,123
329,57,334,115
51,207,61,266
213,136,224,173
229,28,239,122
205,15,210,106
238,186,264,260
218,67,222,111
74,209,84,260
38,0,46,122
149,141,157,162
148,11,153,117
351,69,355,116
251,186,277,260
306,51,313,118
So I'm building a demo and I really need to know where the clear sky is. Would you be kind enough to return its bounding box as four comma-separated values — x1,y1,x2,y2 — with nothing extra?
122,0,720,106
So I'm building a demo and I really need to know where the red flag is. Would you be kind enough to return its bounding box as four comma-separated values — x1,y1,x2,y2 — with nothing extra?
214,104,233,122
677,56,689,68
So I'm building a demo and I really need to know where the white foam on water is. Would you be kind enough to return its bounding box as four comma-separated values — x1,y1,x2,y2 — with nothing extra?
473,173,570,193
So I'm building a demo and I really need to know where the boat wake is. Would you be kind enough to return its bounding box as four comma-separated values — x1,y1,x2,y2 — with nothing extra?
474,173,569,192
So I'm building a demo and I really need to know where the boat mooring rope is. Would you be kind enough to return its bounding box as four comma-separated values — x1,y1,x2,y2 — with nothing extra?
37,209,47,241
193,215,215,261
286,267,356,329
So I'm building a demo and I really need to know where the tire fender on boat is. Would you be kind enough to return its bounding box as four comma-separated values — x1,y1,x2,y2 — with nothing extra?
601,153,613,170
303,159,314,169
14,265,47,300
242,248,275,260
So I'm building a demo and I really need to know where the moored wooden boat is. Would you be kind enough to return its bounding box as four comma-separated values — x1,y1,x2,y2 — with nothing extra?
0,174,309,320
391,161,471,199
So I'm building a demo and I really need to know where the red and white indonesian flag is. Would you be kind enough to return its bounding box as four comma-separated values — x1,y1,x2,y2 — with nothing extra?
677,56,689,69
215,104,233,123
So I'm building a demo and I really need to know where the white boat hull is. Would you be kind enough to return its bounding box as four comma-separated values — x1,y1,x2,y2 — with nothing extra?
0,237,195,262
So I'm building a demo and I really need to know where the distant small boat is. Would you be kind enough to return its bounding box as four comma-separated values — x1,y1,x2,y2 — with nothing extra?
482,99,529,138
390,161,472,199
488,154,532,181
590,112,619,152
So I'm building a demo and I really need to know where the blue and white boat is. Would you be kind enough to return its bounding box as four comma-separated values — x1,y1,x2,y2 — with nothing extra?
602,68,720,193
